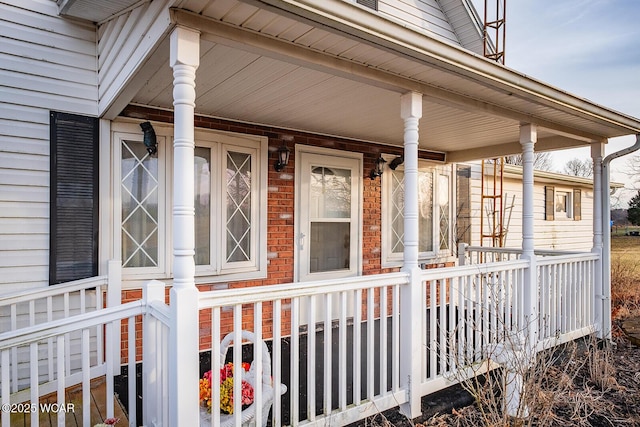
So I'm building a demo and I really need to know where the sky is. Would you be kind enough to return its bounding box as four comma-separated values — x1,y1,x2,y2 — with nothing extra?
469,0,640,206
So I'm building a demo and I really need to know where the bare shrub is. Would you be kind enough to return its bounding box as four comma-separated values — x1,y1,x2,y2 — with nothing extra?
441,325,623,427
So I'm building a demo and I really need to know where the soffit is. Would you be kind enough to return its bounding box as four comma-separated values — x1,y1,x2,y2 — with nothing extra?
125,0,640,161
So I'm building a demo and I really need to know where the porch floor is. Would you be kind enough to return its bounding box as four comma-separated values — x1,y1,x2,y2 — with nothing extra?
5,377,129,427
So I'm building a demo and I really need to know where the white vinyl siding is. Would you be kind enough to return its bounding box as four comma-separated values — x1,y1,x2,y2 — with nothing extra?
378,0,461,46
97,0,173,116
438,0,484,54
0,0,98,291
465,163,595,251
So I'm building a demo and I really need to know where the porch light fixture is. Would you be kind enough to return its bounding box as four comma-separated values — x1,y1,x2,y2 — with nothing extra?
140,121,157,156
388,155,404,170
273,141,291,172
369,155,387,180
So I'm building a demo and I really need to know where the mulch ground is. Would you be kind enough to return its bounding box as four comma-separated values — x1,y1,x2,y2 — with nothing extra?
351,316,640,427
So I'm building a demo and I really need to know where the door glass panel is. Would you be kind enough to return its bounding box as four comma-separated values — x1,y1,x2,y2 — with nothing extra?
310,222,350,273
194,147,211,265
121,140,159,267
308,166,352,273
226,151,252,263
310,167,351,218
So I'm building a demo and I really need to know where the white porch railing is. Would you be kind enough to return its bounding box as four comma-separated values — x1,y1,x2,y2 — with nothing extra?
459,245,597,349
0,300,143,427
0,251,599,426
196,273,409,427
458,243,585,264
0,260,122,395
537,253,597,350
418,260,529,395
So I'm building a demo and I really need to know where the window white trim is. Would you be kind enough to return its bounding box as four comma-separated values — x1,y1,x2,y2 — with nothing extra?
112,128,168,279
381,158,453,268
555,190,573,220
111,121,267,285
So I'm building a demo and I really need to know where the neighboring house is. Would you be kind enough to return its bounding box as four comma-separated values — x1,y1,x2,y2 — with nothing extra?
458,163,624,251
1,0,640,426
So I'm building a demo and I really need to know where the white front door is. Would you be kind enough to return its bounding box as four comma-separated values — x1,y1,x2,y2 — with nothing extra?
296,149,362,282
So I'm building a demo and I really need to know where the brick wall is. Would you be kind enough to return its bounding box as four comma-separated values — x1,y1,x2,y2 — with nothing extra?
118,105,446,358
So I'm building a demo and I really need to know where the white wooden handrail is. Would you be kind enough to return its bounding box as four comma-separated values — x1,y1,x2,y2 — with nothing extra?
198,272,409,308
0,276,107,307
0,301,144,350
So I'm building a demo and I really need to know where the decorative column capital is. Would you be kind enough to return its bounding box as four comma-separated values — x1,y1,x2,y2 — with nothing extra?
170,26,200,68
591,141,605,160
400,91,423,119
519,123,537,147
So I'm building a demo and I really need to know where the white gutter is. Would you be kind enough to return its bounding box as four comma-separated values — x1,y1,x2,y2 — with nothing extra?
601,134,640,340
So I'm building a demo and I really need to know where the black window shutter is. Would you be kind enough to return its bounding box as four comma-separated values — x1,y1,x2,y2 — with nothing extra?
573,189,582,221
545,186,554,221
49,112,99,285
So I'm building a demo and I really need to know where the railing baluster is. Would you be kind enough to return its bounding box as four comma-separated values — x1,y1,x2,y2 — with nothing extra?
212,307,221,427
339,291,347,409
254,302,263,427
272,300,282,426
106,322,114,419
379,286,387,395
391,285,399,393
429,280,437,379
475,274,483,360
10,304,17,393
324,294,332,414
96,285,104,370
307,295,316,421
233,305,242,427
47,296,54,382
465,274,472,362
2,349,10,426
64,293,70,377
421,278,427,381
366,288,374,399
439,278,446,376
128,316,136,427
56,335,65,427
448,277,456,373
291,298,300,425
505,270,512,335
353,289,362,406
30,342,38,427
82,328,90,427
162,318,169,427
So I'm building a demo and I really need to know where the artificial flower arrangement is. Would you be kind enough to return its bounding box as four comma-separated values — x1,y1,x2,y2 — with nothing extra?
94,418,119,427
200,362,255,414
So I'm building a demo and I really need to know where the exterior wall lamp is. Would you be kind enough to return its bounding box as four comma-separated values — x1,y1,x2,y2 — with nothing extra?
388,155,404,170
140,121,157,156
369,155,387,179
274,140,291,171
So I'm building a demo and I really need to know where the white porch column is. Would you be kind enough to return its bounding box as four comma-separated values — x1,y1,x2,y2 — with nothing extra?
399,91,423,419
520,124,538,349
169,26,200,427
591,143,605,338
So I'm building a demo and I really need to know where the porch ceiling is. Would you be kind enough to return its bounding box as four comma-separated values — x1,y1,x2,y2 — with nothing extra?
124,0,640,162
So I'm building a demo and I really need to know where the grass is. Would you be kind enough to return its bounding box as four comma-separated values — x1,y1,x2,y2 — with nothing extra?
611,234,640,318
